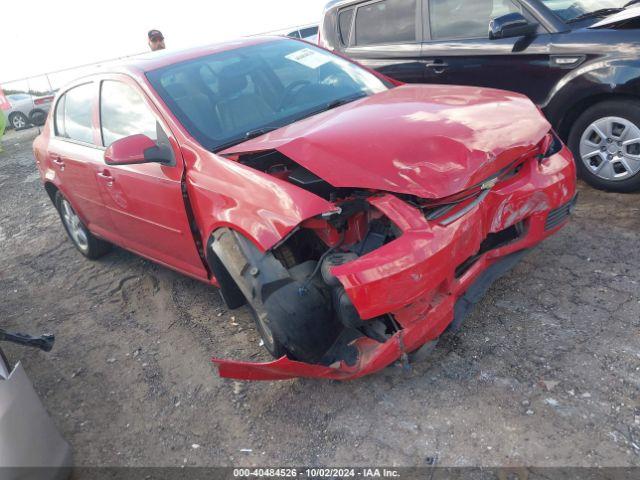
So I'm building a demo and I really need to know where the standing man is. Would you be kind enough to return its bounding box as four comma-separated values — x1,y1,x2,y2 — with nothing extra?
148,30,166,51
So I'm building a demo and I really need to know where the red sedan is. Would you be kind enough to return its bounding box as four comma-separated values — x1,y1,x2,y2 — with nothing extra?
33,37,576,381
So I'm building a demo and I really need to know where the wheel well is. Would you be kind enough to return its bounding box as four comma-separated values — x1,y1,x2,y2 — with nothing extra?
555,93,640,142
44,182,59,205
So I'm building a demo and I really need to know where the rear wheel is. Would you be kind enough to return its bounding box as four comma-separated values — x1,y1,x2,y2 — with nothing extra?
55,192,112,259
569,100,640,192
29,109,47,126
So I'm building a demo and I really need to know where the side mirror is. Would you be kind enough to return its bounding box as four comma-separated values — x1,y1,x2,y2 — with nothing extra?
489,13,538,40
104,134,173,166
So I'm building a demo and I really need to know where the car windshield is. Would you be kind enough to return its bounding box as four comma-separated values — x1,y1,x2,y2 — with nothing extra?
541,0,629,22
146,39,389,152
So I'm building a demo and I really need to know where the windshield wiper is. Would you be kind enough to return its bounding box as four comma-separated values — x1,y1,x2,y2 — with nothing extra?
213,93,368,153
324,93,368,111
567,8,624,23
294,93,369,123
624,0,640,7
213,127,281,153
244,127,280,141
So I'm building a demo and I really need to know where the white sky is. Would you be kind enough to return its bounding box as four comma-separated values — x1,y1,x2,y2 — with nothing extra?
2,0,327,88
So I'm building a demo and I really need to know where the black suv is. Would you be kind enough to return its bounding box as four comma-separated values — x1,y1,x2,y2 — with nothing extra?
319,0,640,192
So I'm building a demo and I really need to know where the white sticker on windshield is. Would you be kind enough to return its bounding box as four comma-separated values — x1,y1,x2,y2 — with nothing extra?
285,48,331,69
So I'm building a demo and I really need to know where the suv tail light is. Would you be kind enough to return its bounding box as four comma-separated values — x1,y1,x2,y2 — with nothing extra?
34,96,53,106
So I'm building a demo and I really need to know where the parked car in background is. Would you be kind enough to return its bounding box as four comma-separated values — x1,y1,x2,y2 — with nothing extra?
4,93,54,130
34,37,576,380
286,24,320,43
320,0,640,192
0,329,71,479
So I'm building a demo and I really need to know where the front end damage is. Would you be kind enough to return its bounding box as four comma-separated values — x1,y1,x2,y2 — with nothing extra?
211,133,577,381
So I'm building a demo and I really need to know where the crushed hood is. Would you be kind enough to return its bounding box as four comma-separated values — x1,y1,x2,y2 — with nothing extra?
221,85,550,199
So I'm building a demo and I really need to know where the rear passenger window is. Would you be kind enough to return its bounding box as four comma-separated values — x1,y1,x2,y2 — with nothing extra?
100,81,158,147
55,83,95,144
339,8,355,45
428,0,521,40
355,0,418,46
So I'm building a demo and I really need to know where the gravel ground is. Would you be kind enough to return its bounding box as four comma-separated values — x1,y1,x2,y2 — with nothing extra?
1,128,639,469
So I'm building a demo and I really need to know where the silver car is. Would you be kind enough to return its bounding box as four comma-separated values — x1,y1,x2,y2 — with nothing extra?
0,331,71,479
5,93,54,130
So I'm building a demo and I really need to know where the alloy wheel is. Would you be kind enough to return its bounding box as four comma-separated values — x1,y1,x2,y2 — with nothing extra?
579,116,640,181
61,199,89,252
12,115,27,129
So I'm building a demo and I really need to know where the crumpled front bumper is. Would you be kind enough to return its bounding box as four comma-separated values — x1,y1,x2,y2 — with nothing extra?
213,146,577,381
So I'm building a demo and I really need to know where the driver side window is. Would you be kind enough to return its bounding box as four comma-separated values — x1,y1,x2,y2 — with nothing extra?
428,0,522,40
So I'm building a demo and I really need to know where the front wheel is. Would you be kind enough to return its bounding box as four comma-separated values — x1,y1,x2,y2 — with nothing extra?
568,100,640,192
9,112,29,131
55,192,112,259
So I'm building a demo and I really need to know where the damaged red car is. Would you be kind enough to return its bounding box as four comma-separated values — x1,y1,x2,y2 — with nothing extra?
33,37,577,381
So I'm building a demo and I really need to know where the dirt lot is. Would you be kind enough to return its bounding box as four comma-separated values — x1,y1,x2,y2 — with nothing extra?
1,128,639,468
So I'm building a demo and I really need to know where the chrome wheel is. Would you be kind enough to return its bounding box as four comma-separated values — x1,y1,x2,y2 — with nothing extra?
11,114,27,130
579,116,640,182
61,199,89,252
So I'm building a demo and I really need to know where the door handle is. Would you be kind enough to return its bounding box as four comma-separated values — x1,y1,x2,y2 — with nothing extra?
51,155,65,171
97,171,114,187
423,59,449,74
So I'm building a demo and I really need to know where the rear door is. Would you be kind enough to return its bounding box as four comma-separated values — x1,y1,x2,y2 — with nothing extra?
421,0,559,105
48,82,114,235
339,0,426,83
96,75,208,281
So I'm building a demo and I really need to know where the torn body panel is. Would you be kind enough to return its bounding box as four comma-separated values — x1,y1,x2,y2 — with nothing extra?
212,145,577,381
182,145,335,253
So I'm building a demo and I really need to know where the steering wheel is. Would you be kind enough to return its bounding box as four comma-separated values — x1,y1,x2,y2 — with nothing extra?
278,80,312,111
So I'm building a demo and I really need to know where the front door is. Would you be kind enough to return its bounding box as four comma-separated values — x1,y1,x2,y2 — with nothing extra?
340,0,426,83
96,75,208,281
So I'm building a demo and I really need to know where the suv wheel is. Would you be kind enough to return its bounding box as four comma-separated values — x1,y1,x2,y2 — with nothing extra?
569,100,640,192
9,112,28,131
55,192,112,259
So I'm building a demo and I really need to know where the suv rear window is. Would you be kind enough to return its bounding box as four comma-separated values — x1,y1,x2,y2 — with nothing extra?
55,83,95,144
355,0,418,46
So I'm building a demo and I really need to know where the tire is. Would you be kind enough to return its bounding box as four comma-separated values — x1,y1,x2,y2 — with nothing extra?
54,191,112,259
248,305,287,359
568,99,640,192
29,109,47,127
209,252,286,357
9,112,29,131
208,252,247,310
